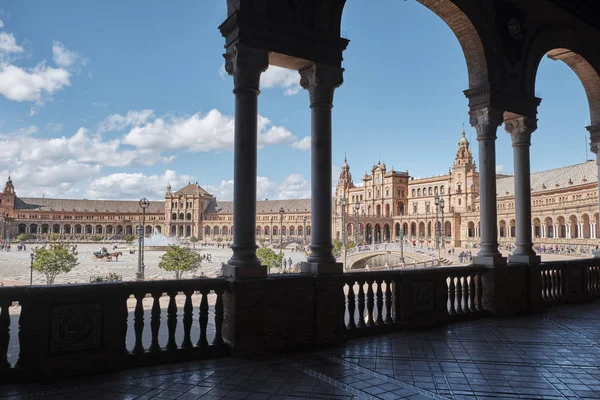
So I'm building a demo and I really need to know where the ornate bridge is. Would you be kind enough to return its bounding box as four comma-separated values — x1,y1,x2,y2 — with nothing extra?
340,243,439,269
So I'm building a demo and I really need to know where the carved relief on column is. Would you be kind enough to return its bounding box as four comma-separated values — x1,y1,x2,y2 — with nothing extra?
587,125,600,162
504,117,537,147
469,108,503,140
223,44,269,92
299,63,344,107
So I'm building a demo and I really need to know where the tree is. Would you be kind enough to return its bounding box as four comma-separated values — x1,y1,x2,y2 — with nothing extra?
17,233,28,242
189,236,199,249
333,239,343,257
124,234,135,244
158,245,202,279
91,235,103,242
256,247,284,270
33,243,79,285
258,238,266,248
49,233,60,241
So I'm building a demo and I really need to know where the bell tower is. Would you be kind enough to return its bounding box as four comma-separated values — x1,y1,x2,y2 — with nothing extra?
451,128,478,213
0,175,16,217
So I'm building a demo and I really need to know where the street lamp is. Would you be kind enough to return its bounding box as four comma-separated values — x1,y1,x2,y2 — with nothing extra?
270,216,273,243
434,194,440,251
137,198,150,281
30,252,34,285
440,198,446,249
399,229,405,263
303,216,307,246
355,200,360,244
341,197,347,247
279,207,284,257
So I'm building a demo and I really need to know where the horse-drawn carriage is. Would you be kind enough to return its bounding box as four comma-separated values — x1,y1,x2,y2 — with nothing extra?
92,248,122,262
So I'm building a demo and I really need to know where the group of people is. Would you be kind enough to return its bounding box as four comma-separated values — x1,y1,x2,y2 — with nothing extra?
0,241,12,252
200,253,213,262
458,250,473,263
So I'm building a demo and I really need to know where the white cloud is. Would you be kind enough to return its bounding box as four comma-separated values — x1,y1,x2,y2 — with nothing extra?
0,62,71,102
291,136,311,150
45,121,63,133
206,174,310,201
86,170,193,200
123,109,296,152
52,41,86,68
98,109,154,133
0,20,4,29
496,165,504,174
261,66,301,95
0,32,22,55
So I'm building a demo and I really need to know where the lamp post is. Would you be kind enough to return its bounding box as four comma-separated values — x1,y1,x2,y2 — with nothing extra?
399,229,405,263
341,197,347,247
137,198,150,281
270,216,273,243
303,216,307,246
440,198,446,249
355,200,360,244
279,207,284,256
30,252,34,285
434,194,440,251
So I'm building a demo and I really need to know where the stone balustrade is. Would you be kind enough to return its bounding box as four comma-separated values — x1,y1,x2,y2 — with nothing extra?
3,258,600,382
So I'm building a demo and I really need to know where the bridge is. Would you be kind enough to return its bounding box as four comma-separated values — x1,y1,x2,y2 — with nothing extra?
340,243,449,270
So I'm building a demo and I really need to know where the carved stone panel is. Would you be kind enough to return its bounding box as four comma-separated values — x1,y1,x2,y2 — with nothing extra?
51,303,102,353
413,282,435,313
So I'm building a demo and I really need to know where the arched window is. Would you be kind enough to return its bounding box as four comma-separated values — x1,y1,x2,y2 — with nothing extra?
417,188,421,196
385,189,389,197
434,186,438,195
428,187,432,195
186,212,192,220
440,186,445,194
412,189,416,197
172,212,177,220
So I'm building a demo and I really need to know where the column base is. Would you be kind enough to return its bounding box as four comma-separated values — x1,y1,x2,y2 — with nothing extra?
222,264,267,281
301,262,343,276
508,254,541,265
473,255,507,266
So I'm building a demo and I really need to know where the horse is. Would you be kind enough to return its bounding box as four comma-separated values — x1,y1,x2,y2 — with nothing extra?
110,252,122,261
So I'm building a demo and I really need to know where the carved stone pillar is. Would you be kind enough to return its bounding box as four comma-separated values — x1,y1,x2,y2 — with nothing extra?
588,125,600,257
222,45,269,280
470,108,506,266
300,63,344,275
505,116,540,264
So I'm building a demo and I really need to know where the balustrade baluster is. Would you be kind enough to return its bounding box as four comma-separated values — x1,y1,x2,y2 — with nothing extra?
347,282,356,329
197,289,209,348
0,301,10,369
384,280,392,324
550,270,557,301
594,267,599,294
149,292,162,354
357,281,366,328
455,277,464,313
556,269,563,299
213,288,225,346
181,290,193,350
448,277,456,315
468,275,476,312
541,270,547,301
476,274,484,311
166,292,178,352
132,293,145,356
375,280,384,325
366,280,375,327
588,267,594,294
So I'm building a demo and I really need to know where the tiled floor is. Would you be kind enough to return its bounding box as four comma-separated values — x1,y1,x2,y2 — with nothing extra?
4,302,600,399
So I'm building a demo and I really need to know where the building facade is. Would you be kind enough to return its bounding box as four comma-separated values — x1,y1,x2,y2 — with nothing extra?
0,129,598,250
333,130,600,250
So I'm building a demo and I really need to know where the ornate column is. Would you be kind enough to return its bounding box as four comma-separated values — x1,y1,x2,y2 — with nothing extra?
470,108,506,265
505,116,540,264
300,63,344,275
222,44,269,279
589,125,600,256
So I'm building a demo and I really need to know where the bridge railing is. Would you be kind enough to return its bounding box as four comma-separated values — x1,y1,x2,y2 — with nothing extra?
342,264,490,337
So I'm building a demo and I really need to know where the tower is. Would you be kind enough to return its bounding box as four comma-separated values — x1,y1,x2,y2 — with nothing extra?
451,128,478,213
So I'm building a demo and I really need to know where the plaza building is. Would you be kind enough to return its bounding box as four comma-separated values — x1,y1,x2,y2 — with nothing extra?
334,129,600,251
0,178,311,244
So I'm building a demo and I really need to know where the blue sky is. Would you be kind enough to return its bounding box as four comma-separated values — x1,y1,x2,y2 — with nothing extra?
0,0,591,200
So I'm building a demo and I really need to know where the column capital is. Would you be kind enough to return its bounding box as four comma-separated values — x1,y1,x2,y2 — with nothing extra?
504,116,537,147
587,125,600,157
469,108,504,140
224,44,269,93
299,63,344,107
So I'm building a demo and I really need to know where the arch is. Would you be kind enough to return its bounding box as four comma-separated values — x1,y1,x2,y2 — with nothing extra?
418,222,425,238
256,226,262,236
172,212,177,220
582,213,591,239
213,226,220,236
557,216,566,238
394,222,401,237
417,188,422,197
569,214,579,238
402,222,408,236
396,201,405,215
155,225,162,234
18,224,26,234
64,225,71,234
30,224,38,234
41,224,49,234
544,217,554,238
178,225,184,237
179,213,184,221
125,225,133,235
499,220,506,238
385,203,390,217
444,221,451,238
186,212,192,220
509,219,516,238
412,189,416,197
440,186,445,194
95,225,103,234
532,218,541,238
434,186,439,195
368,205,372,216
106,225,113,235
289,226,295,236
376,204,381,217
365,223,373,243
383,223,390,242
170,225,176,237
264,226,270,236
145,225,152,235
273,226,278,236
427,221,432,238
468,221,475,238
281,226,287,236
410,222,416,237
297,225,303,237
75,224,82,235
186,225,191,237
374,223,381,243
526,27,600,124
222,226,229,236
204,225,211,235
428,187,432,195
52,224,60,234
116,225,123,235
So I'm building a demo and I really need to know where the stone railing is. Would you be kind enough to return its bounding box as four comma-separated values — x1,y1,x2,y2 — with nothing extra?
0,278,227,382
342,265,489,337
